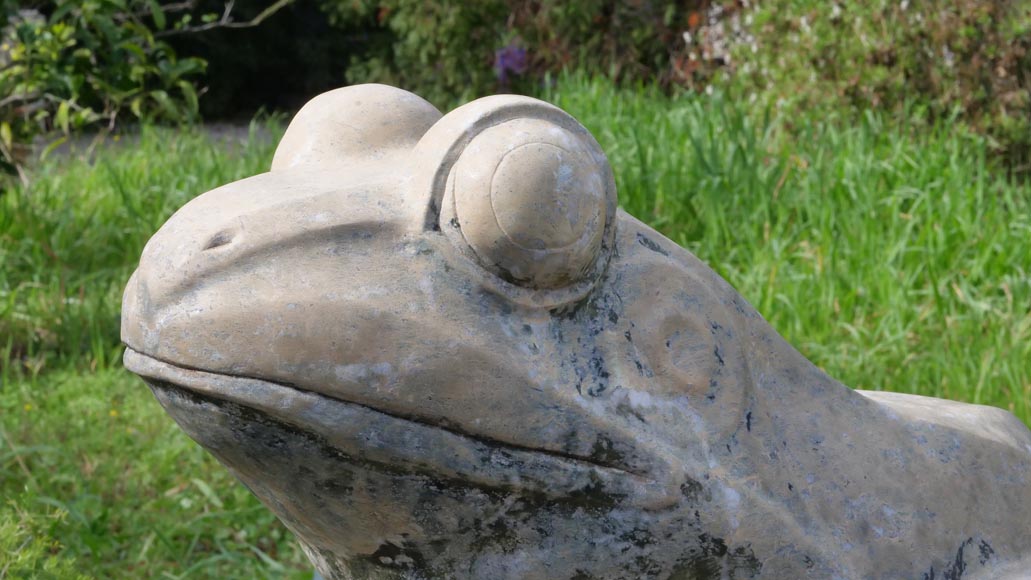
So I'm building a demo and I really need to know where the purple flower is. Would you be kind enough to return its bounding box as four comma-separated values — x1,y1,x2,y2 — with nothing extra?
494,44,528,84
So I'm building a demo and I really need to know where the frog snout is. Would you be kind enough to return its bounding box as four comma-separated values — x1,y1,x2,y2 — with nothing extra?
130,215,249,314
138,219,241,293
121,195,260,355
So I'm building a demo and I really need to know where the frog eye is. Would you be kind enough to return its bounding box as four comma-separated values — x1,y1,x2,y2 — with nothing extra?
450,117,612,289
412,95,617,296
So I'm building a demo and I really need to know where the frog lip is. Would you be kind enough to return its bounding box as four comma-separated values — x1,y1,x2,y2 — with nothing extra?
123,348,671,504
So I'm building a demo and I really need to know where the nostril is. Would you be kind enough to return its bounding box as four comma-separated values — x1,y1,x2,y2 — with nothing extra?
202,230,235,251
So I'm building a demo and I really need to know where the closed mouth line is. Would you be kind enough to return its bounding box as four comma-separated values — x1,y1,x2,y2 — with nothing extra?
122,347,641,479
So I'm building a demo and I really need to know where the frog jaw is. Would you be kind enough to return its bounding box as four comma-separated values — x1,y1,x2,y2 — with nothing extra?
123,347,668,504
123,347,711,580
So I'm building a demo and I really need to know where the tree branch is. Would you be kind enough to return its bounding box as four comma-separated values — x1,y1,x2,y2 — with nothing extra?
155,0,297,37
113,1,199,24
0,91,40,110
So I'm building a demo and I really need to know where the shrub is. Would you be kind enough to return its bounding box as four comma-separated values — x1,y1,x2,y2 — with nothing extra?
319,0,1029,173
318,0,713,107
724,0,1031,173
0,1,209,176
319,1,502,107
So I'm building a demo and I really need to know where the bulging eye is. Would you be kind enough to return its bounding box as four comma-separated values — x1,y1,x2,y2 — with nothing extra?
450,118,610,290
409,94,618,304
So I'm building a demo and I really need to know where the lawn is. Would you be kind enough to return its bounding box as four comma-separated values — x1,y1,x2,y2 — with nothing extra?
2,76,1030,577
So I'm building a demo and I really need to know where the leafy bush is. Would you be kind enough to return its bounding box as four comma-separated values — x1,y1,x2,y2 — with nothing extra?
319,1,503,107
0,1,206,175
318,0,713,106
723,0,1031,173
319,0,1030,172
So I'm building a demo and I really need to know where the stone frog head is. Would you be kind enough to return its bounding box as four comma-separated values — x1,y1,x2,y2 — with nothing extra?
122,85,1031,579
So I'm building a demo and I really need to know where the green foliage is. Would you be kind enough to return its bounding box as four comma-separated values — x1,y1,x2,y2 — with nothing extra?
318,0,1030,171
0,500,88,579
0,123,309,578
0,1,206,174
510,1,702,88
0,369,310,578
729,0,1031,173
318,0,709,106
323,1,506,107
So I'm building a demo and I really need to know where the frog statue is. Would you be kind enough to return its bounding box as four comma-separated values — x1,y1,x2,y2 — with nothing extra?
121,85,1031,579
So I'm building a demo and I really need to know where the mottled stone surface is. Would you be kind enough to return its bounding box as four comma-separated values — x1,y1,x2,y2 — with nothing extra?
121,84,1031,579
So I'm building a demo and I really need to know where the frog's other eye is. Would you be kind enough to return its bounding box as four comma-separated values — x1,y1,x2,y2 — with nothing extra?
271,84,442,172
413,95,618,302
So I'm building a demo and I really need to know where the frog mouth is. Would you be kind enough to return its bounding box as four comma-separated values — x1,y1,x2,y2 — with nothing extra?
123,348,670,505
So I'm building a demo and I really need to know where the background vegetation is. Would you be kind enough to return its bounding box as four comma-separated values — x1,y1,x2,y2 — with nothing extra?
0,0,206,176
320,0,1030,174
1,0,1029,577
3,1,1028,177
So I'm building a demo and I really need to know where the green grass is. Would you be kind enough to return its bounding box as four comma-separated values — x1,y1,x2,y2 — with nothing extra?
1,370,310,578
2,75,1030,576
1,121,312,578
